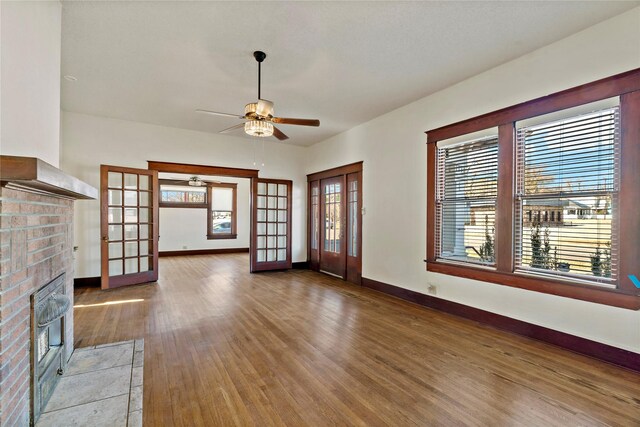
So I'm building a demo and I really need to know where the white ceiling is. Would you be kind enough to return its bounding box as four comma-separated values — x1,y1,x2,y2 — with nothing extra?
61,1,637,146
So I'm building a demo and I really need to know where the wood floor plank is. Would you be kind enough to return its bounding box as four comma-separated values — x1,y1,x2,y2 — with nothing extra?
73,254,640,426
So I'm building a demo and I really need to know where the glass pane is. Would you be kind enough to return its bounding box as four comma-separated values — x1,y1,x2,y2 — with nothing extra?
257,209,266,221
257,223,266,235
278,197,286,209
267,236,275,249
124,173,138,189
211,211,232,234
257,236,266,249
139,208,149,223
267,223,276,235
257,182,267,195
139,175,149,190
140,256,149,272
268,197,276,209
257,250,266,262
124,208,137,223
109,207,122,224
108,172,122,189
268,183,277,195
277,211,287,222
278,184,287,196
125,257,139,274
108,190,122,206
124,224,138,240
267,249,276,262
125,241,138,257
124,190,138,206
277,249,286,261
109,260,123,275
140,240,149,255
277,236,286,248
139,191,150,206
518,196,613,278
109,242,122,259
440,202,496,264
139,224,149,239
108,225,122,241
257,196,266,209
267,210,276,222
277,223,286,235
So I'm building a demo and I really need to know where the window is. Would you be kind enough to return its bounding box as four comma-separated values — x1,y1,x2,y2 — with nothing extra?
436,135,498,265
207,183,237,239
159,182,207,207
515,105,619,283
426,69,640,309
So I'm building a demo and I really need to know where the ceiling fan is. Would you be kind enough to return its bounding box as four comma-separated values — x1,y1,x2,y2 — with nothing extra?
196,51,320,141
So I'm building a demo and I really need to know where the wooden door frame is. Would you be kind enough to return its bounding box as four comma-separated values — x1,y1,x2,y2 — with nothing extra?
307,161,363,284
148,161,294,273
100,165,159,289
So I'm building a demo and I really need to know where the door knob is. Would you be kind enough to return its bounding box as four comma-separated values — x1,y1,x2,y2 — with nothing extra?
102,236,109,242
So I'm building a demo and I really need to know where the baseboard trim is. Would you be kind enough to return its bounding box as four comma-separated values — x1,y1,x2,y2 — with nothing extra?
292,261,310,269
159,248,249,257
361,277,640,373
74,276,100,288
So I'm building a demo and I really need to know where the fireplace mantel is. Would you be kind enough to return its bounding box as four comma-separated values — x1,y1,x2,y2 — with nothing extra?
0,156,97,200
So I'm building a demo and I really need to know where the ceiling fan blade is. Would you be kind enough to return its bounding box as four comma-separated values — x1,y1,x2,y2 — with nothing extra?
196,109,245,119
219,123,246,134
272,117,320,127
272,126,289,141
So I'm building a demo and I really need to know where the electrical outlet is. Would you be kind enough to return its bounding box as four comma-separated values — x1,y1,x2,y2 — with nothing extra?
427,284,437,295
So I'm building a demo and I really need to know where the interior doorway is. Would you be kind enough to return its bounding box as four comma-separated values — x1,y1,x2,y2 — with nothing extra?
307,162,362,284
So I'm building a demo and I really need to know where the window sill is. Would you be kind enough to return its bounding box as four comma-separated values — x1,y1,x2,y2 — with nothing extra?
207,234,237,240
426,260,640,310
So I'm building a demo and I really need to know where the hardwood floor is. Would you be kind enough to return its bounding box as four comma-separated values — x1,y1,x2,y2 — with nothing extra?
74,254,640,426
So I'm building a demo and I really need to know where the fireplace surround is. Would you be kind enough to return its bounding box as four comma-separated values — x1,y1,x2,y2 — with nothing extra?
0,156,96,426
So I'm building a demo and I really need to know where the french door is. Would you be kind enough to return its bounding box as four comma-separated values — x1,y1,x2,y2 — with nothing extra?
308,162,362,284
319,176,346,277
251,178,292,272
100,165,159,289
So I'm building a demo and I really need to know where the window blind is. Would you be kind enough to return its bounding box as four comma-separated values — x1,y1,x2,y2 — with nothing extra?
515,107,619,283
436,137,498,265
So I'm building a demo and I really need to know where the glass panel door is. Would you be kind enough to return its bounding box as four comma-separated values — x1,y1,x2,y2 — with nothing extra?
251,178,292,272
101,165,159,289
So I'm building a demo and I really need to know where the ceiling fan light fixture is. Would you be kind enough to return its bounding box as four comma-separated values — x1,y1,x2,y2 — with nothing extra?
245,103,257,115
245,120,274,137
188,176,204,186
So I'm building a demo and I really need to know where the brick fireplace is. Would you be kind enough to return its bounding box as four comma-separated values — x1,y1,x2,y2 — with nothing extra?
0,156,96,426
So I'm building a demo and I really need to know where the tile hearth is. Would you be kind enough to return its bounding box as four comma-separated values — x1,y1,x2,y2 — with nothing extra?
36,339,143,427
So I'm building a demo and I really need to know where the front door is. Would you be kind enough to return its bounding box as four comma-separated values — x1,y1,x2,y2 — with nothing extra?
100,165,159,289
251,178,292,272
319,176,346,277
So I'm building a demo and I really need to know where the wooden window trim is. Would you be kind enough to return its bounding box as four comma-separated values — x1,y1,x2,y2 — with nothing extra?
425,68,640,310
207,182,238,240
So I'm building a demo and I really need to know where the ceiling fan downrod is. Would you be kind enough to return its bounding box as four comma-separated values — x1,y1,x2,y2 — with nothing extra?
254,51,266,100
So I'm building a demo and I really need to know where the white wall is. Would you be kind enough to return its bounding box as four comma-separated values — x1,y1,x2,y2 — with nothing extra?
305,8,640,352
0,1,62,166
60,112,307,277
159,177,250,251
